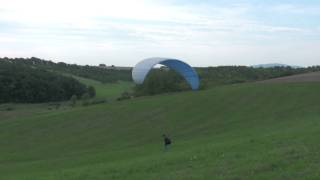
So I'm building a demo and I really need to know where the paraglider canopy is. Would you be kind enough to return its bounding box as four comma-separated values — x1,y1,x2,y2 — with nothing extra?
132,58,200,90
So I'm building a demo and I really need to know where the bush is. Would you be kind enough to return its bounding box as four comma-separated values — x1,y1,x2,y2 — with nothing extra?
87,86,96,98
90,99,107,105
5,107,14,111
70,95,78,107
81,93,90,106
117,91,132,101
133,69,190,97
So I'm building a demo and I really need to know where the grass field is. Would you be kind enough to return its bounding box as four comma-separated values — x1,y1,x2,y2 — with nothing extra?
1,82,320,179
65,74,134,99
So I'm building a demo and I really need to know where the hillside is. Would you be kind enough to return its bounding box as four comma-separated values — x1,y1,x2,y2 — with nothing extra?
71,75,133,99
0,57,132,83
259,71,320,83
3,57,319,89
0,60,92,103
252,63,302,68
196,66,320,87
0,58,136,103
1,82,320,179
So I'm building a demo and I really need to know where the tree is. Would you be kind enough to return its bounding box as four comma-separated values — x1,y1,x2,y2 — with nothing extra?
87,86,96,98
70,95,77,107
133,69,189,96
117,91,131,101
81,93,90,106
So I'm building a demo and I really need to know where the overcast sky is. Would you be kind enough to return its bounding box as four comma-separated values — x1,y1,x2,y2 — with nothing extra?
0,0,319,66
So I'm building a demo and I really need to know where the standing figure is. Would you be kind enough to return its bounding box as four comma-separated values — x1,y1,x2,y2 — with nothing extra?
163,134,172,151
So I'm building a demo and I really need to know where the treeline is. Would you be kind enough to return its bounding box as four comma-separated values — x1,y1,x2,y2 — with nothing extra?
1,57,132,83
197,66,320,87
0,60,95,103
132,66,320,97
2,57,320,99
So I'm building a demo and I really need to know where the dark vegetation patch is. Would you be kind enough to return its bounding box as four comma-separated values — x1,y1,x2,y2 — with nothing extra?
133,68,190,97
0,60,95,103
0,57,132,83
197,66,320,87
132,65,320,97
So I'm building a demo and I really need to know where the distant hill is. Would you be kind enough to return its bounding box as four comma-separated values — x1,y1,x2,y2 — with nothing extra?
0,57,132,83
196,65,320,87
252,63,302,68
259,71,320,83
2,57,320,100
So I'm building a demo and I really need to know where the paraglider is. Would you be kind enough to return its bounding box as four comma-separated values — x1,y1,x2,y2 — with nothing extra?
132,58,200,90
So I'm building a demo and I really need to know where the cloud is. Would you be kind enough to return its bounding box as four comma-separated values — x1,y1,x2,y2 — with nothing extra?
0,0,319,66
270,4,320,15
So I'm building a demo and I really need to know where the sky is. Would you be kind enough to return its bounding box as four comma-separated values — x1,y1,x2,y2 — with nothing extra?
0,0,319,67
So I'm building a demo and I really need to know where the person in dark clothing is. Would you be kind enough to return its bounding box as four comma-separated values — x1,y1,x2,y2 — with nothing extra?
162,134,172,151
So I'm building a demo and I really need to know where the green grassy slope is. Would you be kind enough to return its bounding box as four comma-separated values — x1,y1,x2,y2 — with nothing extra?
1,82,320,179
67,75,134,99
